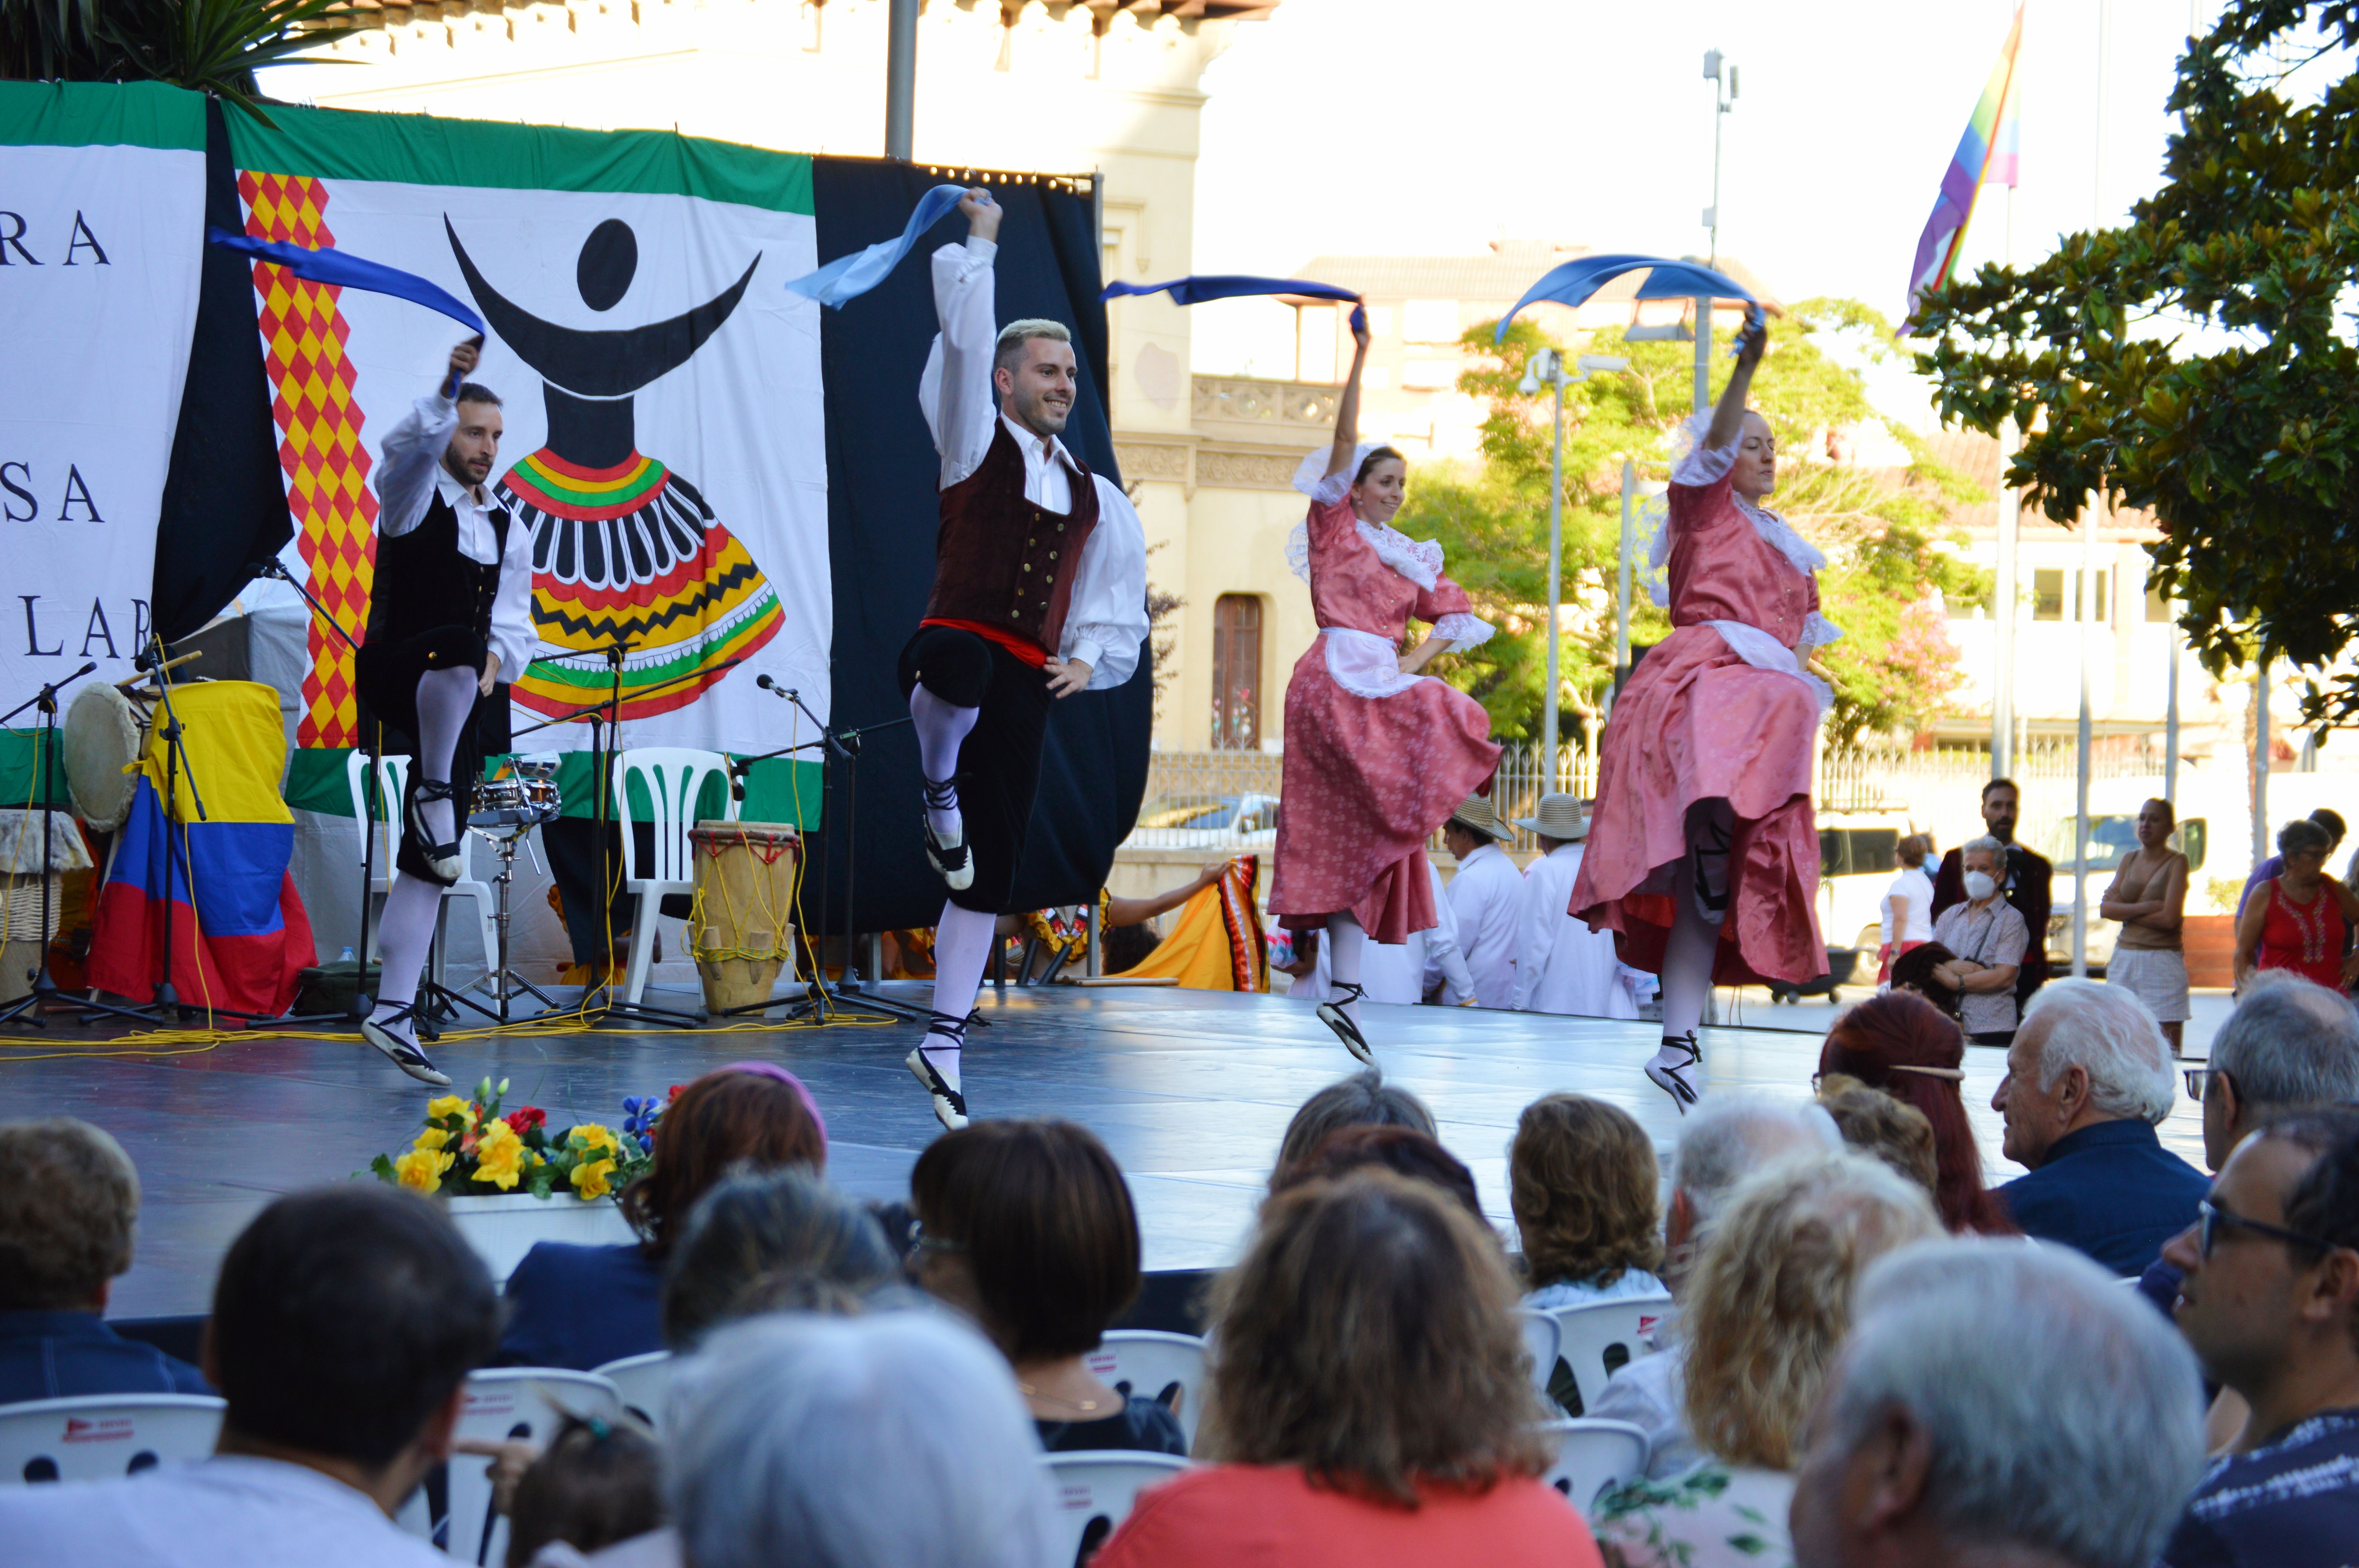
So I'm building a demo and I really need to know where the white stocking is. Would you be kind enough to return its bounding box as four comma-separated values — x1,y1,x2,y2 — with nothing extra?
1324,912,1367,1025
924,900,998,1093
909,686,980,838
413,665,479,847
368,873,444,1040
1653,862,1721,1059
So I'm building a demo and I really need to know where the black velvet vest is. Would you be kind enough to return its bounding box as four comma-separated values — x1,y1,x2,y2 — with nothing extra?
367,485,511,648
925,420,1100,653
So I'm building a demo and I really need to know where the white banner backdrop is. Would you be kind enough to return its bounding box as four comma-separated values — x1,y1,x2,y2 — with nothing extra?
225,107,828,760
0,83,206,710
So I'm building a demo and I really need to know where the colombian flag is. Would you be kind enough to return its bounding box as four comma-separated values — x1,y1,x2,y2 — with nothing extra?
89,681,316,1019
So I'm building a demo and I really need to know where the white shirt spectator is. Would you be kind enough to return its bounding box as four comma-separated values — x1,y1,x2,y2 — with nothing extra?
373,392,538,683
1514,840,1647,1017
918,237,1149,689
1444,840,1523,1007
1587,1341,1698,1479
1880,862,1936,946
0,1454,451,1568
1292,855,1475,1005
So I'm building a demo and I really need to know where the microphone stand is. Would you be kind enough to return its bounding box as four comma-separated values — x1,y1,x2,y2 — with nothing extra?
746,682,924,1025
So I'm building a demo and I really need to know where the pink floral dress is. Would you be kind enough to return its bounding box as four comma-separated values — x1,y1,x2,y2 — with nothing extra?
1569,423,1837,985
1269,458,1501,944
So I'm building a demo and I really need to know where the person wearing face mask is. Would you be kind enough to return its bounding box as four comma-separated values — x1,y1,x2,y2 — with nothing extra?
1572,309,1841,1112
1930,836,2031,1046
1930,776,2053,1013
1267,310,1502,1065
898,189,1150,1131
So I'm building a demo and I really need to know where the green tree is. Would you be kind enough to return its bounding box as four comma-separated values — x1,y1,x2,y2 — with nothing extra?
2,0,361,121
1910,0,2359,726
1396,300,1986,743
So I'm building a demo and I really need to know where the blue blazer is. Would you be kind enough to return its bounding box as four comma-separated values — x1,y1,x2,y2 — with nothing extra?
494,1242,664,1371
0,1311,213,1405
1996,1119,2209,1277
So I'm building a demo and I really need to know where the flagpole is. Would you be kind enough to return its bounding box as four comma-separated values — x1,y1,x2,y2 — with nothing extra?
1993,183,2019,781
2074,0,2107,981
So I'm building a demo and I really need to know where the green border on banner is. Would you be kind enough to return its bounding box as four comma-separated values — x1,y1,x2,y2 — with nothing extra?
0,728,73,812
0,80,205,152
282,748,824,829
225,104,814,215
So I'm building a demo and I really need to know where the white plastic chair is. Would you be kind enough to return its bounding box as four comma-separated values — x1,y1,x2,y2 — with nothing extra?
1042,1451,1189,1567
395,1367,622,1565
591,1350,674,1432
1546,1294,1672,1415
609,747,735,1004
1536,1417,1650,1515
1517,1308,1563,1397
0,1393,224,1485
1085,1330,1207,1452
345,750,498,977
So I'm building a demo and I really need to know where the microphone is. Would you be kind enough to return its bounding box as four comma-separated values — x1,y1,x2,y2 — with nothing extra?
756,673,773,690
755,674,792,700
245,559,285,582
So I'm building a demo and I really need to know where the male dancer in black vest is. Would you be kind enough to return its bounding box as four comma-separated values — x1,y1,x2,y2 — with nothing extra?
356,338,537,1084
901,188,1149,1129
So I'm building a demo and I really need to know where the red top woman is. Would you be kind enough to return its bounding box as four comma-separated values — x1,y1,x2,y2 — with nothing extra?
1269,313,1501,1061
2233,815,2359,994
1572,312,1838,1111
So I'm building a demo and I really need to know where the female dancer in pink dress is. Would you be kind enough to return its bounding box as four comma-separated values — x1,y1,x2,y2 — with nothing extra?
1571,313,1837,1110
1269,314,1502,1060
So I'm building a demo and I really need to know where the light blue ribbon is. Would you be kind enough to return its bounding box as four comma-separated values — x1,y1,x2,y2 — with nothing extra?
780,183,967,309
1494,254,1754,343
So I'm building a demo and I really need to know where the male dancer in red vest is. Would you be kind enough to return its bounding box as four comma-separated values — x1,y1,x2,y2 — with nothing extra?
901,188,1149,1129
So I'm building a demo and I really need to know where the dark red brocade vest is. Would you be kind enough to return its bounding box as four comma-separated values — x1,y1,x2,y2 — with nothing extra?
925,419,1100,655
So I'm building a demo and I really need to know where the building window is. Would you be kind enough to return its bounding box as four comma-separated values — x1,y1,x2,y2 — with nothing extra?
1211,594,1262,750
1401,299,1461,343
2032,568,2109,622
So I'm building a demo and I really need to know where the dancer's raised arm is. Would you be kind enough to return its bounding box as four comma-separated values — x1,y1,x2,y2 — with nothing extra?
1700,306,1767,454
1323,308,1374,479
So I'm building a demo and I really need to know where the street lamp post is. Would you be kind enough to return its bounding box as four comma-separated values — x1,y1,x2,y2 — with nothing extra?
1521,350,1630,787
1703,49,1738,268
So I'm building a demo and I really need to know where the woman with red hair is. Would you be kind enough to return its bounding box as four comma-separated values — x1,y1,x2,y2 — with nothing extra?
1816,993,2014,1235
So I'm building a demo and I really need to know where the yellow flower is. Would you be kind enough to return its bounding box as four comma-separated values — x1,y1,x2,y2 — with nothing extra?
391,1147,454,1193
570,1156,617,1201
426,1094,477,1128
473,1120,526,1191
571,1123,619,1156
413,1127,451,1153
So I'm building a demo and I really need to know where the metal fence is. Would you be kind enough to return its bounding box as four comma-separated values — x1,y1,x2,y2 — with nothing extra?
1126,741,2158,855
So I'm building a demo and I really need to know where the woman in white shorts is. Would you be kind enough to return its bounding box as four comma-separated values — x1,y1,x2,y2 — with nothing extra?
2102,796,2191,1055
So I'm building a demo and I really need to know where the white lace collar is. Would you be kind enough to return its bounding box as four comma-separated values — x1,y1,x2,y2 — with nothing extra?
1284,512,1446,590
1731,494,1827,578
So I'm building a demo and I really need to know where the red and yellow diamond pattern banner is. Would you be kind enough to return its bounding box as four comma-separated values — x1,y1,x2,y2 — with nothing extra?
238,170,376,750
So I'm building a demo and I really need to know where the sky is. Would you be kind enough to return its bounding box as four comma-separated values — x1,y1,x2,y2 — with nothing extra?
1187,0,2217,406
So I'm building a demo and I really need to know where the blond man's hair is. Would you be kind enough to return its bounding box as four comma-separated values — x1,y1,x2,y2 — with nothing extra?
993,318,1072,376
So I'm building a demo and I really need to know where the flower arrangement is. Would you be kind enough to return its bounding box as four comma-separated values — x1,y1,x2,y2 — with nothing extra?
370,1078,680,1201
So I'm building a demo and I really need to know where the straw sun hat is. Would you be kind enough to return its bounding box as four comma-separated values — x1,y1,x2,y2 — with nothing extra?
1511,793,1590,841
1445,795,1502,837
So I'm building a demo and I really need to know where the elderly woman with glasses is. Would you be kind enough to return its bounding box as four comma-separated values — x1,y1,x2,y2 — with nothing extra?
2235,817,2359,996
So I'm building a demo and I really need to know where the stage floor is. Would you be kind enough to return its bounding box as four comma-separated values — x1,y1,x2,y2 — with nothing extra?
11,983,2212,1318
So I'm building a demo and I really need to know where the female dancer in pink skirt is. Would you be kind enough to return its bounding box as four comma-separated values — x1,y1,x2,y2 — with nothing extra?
1269,313,1502,1060
1571,312,1836,1110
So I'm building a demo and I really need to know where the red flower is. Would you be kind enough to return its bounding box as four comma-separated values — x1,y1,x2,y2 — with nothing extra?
667,1084,685,1100
504,1106,547,1134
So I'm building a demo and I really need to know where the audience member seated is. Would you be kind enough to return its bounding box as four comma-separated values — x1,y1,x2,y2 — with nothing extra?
499,1063,827,1370
1,1185,500,1566
1819,989,2015,1233
1815,1074,1939,1198
1269,1070,1438,1192
1592,1152,1939,1568
1096,1169,1601,1568
504,1415,666,1568
911,1118,1183,1456
0,1116,210,1403
1506,1094,1666,1415
1270,1123,1486,1221
668,1312,1058,1568
1888,939,1962,1019
1587,1101,1839,1477
1789,1238,2206,1568
1990,978,2204,1274
2143,974,2359,1317
661,1169,901,1350
2158,1109,2359,1566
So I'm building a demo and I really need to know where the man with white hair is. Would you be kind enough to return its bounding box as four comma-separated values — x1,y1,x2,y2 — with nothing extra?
900,188,1149,1131
1991,977,2207,1274
1788,1238,2207,1568
1586,1098,1841,1476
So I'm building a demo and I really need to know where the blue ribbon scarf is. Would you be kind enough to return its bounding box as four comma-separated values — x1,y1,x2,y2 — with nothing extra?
780,183,967,309
1494,254,1754,343
1103,275,1367,334
206,229,486,333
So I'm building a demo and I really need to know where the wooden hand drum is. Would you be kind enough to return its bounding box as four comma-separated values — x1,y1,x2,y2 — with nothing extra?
685,820,801,1013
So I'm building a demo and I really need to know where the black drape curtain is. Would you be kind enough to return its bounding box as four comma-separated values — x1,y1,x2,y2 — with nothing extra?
809,160,1149,935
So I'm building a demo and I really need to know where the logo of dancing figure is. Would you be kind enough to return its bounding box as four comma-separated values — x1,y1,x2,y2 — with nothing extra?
448,216,785,721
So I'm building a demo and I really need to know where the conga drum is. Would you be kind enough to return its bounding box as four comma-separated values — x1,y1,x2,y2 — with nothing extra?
686,820,801,1012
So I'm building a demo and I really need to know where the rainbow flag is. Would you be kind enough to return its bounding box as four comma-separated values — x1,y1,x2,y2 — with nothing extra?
1905,5,2025,325
88,681,316,1020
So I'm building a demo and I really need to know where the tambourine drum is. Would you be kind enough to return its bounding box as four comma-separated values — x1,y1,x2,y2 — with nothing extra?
686,820,801,1012
61,683,150,831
